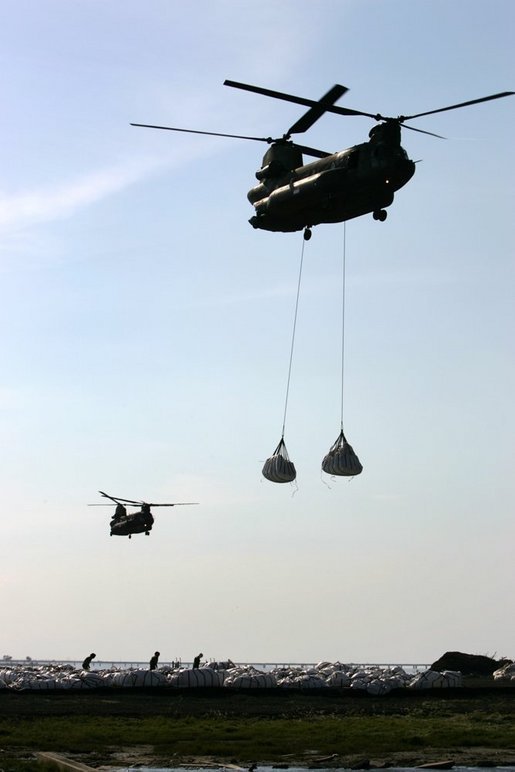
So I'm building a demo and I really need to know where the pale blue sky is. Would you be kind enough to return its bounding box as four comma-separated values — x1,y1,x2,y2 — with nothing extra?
1,0,514,664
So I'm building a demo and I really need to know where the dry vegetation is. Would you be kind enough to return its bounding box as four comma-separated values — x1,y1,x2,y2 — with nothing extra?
1,685,514,770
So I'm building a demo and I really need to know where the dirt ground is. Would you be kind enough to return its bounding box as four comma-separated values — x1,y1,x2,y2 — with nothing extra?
42,746,515,770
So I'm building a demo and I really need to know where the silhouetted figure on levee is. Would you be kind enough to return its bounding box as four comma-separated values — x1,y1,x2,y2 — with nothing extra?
82,652,96,670
149,651,160,670
193,652,203,669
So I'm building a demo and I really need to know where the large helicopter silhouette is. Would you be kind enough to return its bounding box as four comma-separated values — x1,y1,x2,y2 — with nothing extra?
132,80,513,239
90,491,198,538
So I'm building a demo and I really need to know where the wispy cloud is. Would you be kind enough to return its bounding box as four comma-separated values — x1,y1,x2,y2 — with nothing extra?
0,133,222,239
0,158,159,234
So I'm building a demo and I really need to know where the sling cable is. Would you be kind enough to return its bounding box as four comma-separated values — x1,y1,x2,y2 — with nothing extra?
261,237,305,484
322,222,363,477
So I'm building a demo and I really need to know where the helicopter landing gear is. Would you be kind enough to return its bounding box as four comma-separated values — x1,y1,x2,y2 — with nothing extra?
145,531,150,536
303,227,312,241
373,209,387,221
128,534,132,539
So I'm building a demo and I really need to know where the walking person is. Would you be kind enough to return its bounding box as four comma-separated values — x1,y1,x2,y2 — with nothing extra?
82,652,96,670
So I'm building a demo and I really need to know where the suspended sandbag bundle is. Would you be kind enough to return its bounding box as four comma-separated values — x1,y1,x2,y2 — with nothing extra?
262,437,296,483
322,428,362,476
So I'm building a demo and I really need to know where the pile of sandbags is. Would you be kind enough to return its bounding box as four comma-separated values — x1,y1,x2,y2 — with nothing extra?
262,437,296,483
322,429,362,476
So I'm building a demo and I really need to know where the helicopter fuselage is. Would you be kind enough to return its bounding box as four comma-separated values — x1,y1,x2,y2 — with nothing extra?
247,133,415,233
110,507,154,537
132,79,513,236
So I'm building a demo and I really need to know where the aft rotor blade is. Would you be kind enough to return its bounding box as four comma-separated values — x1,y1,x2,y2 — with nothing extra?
402,124,446,139
224,79,369,118
401,91,515,121
148,502,199,507
287,84,348,135
131,123,271,143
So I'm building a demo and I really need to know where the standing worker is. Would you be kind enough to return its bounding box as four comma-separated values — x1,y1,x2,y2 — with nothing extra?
149,651,160,670
82,652,96,670
193,652,203,669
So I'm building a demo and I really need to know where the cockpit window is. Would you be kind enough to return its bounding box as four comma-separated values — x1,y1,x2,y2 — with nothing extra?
347,150,359,169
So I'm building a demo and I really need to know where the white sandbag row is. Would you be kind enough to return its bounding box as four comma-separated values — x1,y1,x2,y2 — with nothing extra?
0,662,464,693
258,663,456,694
0,664,84,691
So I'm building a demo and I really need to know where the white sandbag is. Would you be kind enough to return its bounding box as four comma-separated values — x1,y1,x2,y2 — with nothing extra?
60,676,87,689
315,661,333,672
206,659,235,671
326,671,351,687
278,673,327,689
0,669,17,685
262,437,296,483
366,678,393,695
21,678,61,690
108,669,165,688
168,667,222,688
408,669,458,689
69,671,105,688
322,429,362,476
441,670,462,687
225,672,277,689
493,662,515,681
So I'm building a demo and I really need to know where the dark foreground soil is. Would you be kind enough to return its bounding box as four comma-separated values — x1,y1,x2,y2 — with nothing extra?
1,683,515,770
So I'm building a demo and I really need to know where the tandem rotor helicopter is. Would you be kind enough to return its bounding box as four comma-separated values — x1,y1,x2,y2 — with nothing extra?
131,80,514,240
90,491,198,538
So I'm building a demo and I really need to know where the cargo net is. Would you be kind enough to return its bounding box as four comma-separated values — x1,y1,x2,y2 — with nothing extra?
262,437,297,484
322,428,362,477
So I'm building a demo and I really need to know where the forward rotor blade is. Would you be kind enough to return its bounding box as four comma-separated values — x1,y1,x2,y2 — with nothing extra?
287,84,348,135
224,80,368,118
225,79,326,108
99,491,142,505
293,143,333,159
401,91,515,121
130,123,271,143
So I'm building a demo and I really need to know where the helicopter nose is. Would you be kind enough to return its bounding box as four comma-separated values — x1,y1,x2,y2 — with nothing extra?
394,158,415,187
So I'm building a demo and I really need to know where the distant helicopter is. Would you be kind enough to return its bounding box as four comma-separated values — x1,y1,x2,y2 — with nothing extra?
131,80,513,239
90,491,198,538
